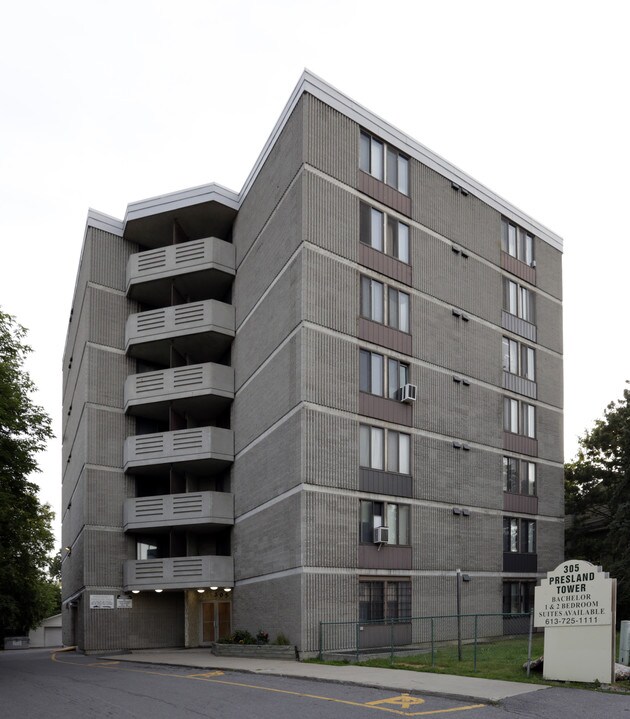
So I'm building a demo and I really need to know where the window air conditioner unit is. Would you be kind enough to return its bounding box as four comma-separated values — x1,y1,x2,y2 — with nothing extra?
374,526,389,544
400,384,417,403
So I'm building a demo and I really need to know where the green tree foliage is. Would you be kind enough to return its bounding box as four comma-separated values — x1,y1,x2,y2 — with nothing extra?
0,310,56,637
565,385,630,620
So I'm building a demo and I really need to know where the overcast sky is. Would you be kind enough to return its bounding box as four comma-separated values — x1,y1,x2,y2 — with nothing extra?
1,0,627,548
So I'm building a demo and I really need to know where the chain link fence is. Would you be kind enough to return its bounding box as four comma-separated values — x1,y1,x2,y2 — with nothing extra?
319,612,534,671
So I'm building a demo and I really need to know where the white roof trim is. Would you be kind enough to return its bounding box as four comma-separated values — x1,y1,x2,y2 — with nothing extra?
100,70,562,252
124,182,239,226
86,208,124,236
242,69,562,251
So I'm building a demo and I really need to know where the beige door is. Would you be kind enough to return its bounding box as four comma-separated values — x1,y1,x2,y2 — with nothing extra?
201,601,231,643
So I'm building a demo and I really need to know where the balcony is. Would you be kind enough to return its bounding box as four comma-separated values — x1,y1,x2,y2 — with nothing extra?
123,555,234,591
125,363,234,421
127,237,235,306
124,426,234,475
126,300,235,365
124,491,234,532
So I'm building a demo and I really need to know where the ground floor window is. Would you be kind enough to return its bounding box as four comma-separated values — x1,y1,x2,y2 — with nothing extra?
502,581,534,614
359,580,411,622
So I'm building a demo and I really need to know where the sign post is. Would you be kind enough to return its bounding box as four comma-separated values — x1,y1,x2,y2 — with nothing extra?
534,560,616,683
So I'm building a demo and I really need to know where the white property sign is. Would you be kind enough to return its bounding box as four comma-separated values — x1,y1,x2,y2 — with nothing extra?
534,560,616,683
89,594,115,609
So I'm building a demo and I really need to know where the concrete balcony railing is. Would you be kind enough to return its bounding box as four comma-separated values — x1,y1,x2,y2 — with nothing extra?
124,426,234,474
125,300,235,365
126,237,235,305
124,491,234,532
123,555,234,591
124,363,234,419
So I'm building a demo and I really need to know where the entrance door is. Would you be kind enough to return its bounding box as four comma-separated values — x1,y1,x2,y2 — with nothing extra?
201,602,231,644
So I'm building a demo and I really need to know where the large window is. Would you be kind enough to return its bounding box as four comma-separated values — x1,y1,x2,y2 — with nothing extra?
502,218,534,266
360,349,409,399
359,500,410,545
388,288,410,332
360,131,409,195
503,457,536,495
360,203,410,263
361,276,410,332
504,398,536,438
360,424,411,474
503,581,535,614
503,517,536,554
502,337,535,381
503,279,534,322
359,580,412,622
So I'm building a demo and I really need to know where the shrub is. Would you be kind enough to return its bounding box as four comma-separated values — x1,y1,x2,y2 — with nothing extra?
273,632,290,646
219,629,256,645
256,630,269,645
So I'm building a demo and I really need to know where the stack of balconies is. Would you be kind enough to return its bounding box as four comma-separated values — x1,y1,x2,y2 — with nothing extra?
122,233,236,592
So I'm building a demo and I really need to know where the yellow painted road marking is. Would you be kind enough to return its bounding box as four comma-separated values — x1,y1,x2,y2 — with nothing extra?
367,693,425,709
187,670,224,677
51,651,485,716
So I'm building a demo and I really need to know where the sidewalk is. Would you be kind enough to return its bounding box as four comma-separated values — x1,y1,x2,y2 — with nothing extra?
102,648,549,703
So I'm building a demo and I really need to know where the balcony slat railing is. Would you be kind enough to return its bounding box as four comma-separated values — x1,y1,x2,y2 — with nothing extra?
123,555,234,590
127,237,235,292
124,491,234,531
124,426,234,472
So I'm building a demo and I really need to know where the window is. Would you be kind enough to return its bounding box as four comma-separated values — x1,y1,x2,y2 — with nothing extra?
503,581,535,614
360,424,411,474
361,277,384,323
360,350,409,399
503,517,536,553
503,279,534,322
136,538,166,560
388,288,410,332
360,425,384,469
360,203,410,263
387,431,410,474
361,276,410,332
359,500,410,545
503,457,536,495
360,131,409,195
388,358,409,399
360,350,384,395
359,580,411,622
503,398,536,438
502,219,534,266
502,337,535,381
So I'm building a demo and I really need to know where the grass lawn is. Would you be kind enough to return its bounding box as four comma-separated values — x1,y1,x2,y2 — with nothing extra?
361,635,547,684
309,634,629,691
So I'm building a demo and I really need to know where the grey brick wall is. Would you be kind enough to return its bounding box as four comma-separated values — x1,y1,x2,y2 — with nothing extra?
410,161,501,264
233,493,302,580
232,413,301,515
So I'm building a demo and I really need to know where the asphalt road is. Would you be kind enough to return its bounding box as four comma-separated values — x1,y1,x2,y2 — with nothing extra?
1,648,630,719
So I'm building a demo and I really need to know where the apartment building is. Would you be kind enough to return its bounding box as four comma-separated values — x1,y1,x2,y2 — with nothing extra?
61,71,564,653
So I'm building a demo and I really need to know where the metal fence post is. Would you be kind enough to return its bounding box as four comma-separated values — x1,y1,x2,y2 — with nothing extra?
390,620,394,665
473,614,478,672
527,611,534,677
356,622,360,664
318,621,323,661
431,617,435,666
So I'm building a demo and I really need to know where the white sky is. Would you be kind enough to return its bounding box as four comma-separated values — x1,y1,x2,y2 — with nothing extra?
1,0,628,548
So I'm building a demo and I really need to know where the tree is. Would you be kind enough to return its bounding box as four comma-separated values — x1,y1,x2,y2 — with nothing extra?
0,309,55,637
565,385,630,621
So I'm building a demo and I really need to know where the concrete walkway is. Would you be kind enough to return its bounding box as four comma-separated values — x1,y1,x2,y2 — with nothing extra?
103,648,549,703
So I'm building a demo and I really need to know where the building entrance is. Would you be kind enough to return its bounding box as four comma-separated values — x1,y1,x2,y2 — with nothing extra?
201,601,231,643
